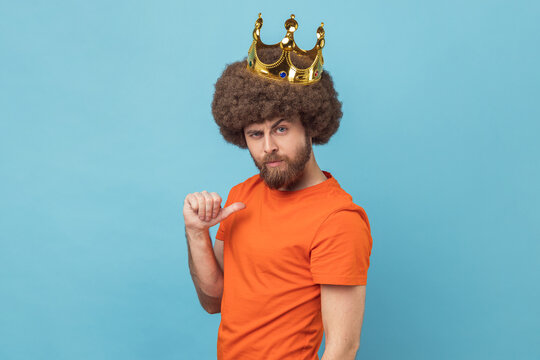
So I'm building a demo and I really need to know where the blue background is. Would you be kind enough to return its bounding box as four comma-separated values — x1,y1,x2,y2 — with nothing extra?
1,0,539,359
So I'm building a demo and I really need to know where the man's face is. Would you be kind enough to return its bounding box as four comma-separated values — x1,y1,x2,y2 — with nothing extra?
244,115,312,190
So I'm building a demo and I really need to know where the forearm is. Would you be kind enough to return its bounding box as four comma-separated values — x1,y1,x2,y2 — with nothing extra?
185,227,224,313
321,340,359,360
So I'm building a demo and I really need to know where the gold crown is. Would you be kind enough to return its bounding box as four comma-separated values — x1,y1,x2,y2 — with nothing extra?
246,13,325,85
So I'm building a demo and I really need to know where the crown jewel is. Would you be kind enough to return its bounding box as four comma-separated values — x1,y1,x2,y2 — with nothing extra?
247,13,325,85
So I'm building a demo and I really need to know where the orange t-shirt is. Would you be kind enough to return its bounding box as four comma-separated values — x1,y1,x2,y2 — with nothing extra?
215,171,373,360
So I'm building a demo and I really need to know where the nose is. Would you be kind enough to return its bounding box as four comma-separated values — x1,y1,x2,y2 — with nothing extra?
263,133,278,154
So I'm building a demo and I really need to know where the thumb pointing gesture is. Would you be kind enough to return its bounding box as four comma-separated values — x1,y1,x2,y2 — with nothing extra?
183,191,246,232
216,202,246,223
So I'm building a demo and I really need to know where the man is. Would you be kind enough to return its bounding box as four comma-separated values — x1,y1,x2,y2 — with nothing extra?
184,14,373,360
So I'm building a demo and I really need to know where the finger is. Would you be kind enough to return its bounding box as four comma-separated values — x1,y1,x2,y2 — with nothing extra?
210,192,222,219
201,191,213,222
185,194,199,213
193,193,205,221
218,202,246,222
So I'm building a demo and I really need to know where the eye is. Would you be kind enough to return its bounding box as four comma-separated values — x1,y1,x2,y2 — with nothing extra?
276,127,287,133
249,132,262,138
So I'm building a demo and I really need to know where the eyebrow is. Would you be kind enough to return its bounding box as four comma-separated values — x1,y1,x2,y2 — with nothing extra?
246,118,288,135
271,118,287,129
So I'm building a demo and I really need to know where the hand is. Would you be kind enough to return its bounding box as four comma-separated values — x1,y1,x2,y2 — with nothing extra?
183,191,246,233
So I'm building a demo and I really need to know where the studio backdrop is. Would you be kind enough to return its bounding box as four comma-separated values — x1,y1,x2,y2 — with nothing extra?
1,1,539,359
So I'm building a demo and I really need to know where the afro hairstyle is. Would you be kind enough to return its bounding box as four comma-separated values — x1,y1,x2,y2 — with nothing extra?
211,47,343,149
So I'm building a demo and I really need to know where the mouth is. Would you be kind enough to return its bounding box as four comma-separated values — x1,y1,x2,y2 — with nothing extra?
265,160,283,167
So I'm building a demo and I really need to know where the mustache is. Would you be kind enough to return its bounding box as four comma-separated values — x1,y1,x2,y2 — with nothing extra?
263,155,284,163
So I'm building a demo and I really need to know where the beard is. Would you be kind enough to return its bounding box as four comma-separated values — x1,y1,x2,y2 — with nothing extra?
250,133,312,190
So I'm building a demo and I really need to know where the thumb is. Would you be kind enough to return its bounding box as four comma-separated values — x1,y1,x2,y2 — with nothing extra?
218,202,246,221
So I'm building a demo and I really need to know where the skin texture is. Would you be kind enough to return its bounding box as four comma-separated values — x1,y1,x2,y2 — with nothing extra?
184,116,366,358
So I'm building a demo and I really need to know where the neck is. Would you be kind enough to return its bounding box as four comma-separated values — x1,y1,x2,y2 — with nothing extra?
278,150,327,191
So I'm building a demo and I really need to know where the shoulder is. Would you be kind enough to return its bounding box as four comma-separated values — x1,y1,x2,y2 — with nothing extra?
320,204,371,234
310,204,372,259
226,173,262,200
323,180,370,229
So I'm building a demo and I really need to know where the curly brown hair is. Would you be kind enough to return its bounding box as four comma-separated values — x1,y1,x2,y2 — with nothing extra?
211,47,343,149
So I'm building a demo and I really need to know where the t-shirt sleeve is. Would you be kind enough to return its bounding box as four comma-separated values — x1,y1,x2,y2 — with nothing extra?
215,186,237,242
310,208,373,285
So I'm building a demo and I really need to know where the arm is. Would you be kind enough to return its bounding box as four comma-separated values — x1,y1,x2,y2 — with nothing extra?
185,228,224,314
320,284,366,360
184,191,245,314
